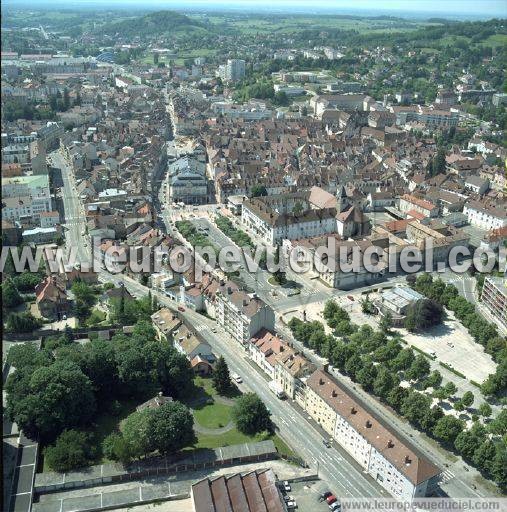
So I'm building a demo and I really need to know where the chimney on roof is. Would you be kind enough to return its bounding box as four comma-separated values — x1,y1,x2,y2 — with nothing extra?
366,420,372,428
227,287,232,294
242,298,248,306
405,455,412,465
319,378,324,385
387,440,394,448
331,389,337,397
158,391,163,397
351,407,357,415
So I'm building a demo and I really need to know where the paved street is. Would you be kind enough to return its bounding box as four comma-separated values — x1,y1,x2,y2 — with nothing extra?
49,151,91,266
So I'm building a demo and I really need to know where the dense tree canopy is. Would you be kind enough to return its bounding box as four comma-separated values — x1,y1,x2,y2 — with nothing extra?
232,392,271,435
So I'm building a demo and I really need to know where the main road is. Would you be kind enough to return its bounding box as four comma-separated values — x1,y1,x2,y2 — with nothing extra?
48,151,90,265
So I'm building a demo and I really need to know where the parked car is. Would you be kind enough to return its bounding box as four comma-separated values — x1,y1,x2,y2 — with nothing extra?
323,439,331,448
286,501,297,509
329,502,341,511
326,495,337,505
283,481,291,492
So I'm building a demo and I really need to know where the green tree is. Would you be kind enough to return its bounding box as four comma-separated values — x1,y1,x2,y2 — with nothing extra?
405,299,444,331
148,402,196,454
430,148,446,176
232,393,271,435
401,392,434,430
323,300,340,321
373,367,400,400
72,280,96,322
454,424,487,460
391,347,415,371
461,391,475,408
2,278,23,308
6,359,96,441
488,409,507,436
121,408,153,458
212,356,231,394
478,402,492,418
443,381,458,398
12,272,44,292
373,339,402,363
5,312,42,333
81,339,119,396
250,185,268,197
405,354,431,382
44,430,95,472
344,354,363,380
424,370,443,389
379,312,393,333
432,416,464,444
472,440,496,474
386,386,409,410
7,343,53,370
102,432,133,464
356,360,377,391
491,447,507,491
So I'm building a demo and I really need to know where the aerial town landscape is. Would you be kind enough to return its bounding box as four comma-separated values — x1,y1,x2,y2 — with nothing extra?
1,0,506,511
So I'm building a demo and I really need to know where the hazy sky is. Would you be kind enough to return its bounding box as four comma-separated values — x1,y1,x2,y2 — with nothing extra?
5,0,507,17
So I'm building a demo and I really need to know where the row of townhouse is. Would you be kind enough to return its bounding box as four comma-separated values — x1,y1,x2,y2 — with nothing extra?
151,308,215,375
243,324,442,500
304,369,441,500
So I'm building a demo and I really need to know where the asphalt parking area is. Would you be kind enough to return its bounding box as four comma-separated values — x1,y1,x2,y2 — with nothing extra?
282,479,335,512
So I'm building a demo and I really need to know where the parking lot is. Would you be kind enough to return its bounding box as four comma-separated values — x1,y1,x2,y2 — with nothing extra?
282,479,337,512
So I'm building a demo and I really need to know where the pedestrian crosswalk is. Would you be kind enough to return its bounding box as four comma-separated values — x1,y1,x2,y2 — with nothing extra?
438,469,455,484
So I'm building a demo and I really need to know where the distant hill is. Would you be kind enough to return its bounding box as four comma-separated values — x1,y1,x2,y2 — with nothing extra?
94,10,206,38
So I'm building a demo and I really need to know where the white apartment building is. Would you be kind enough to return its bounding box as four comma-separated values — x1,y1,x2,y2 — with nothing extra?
463,201,507,230
215,287,275,345
241,195,338,245
221,59,245,82
2,174,52,223
305,370,441,500
481,276,507,332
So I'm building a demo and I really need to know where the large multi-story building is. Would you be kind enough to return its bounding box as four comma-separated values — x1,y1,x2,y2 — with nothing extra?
463,201,507,230
304,369,441,499
215,287,275,345
2,174,52,223
481,276,507,331
220,59,246,82
168,156,208,205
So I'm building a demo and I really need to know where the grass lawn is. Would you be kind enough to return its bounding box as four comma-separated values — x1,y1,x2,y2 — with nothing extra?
185,376,239,429
193,428,295,458
193,401,232,429
187,376,297,459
